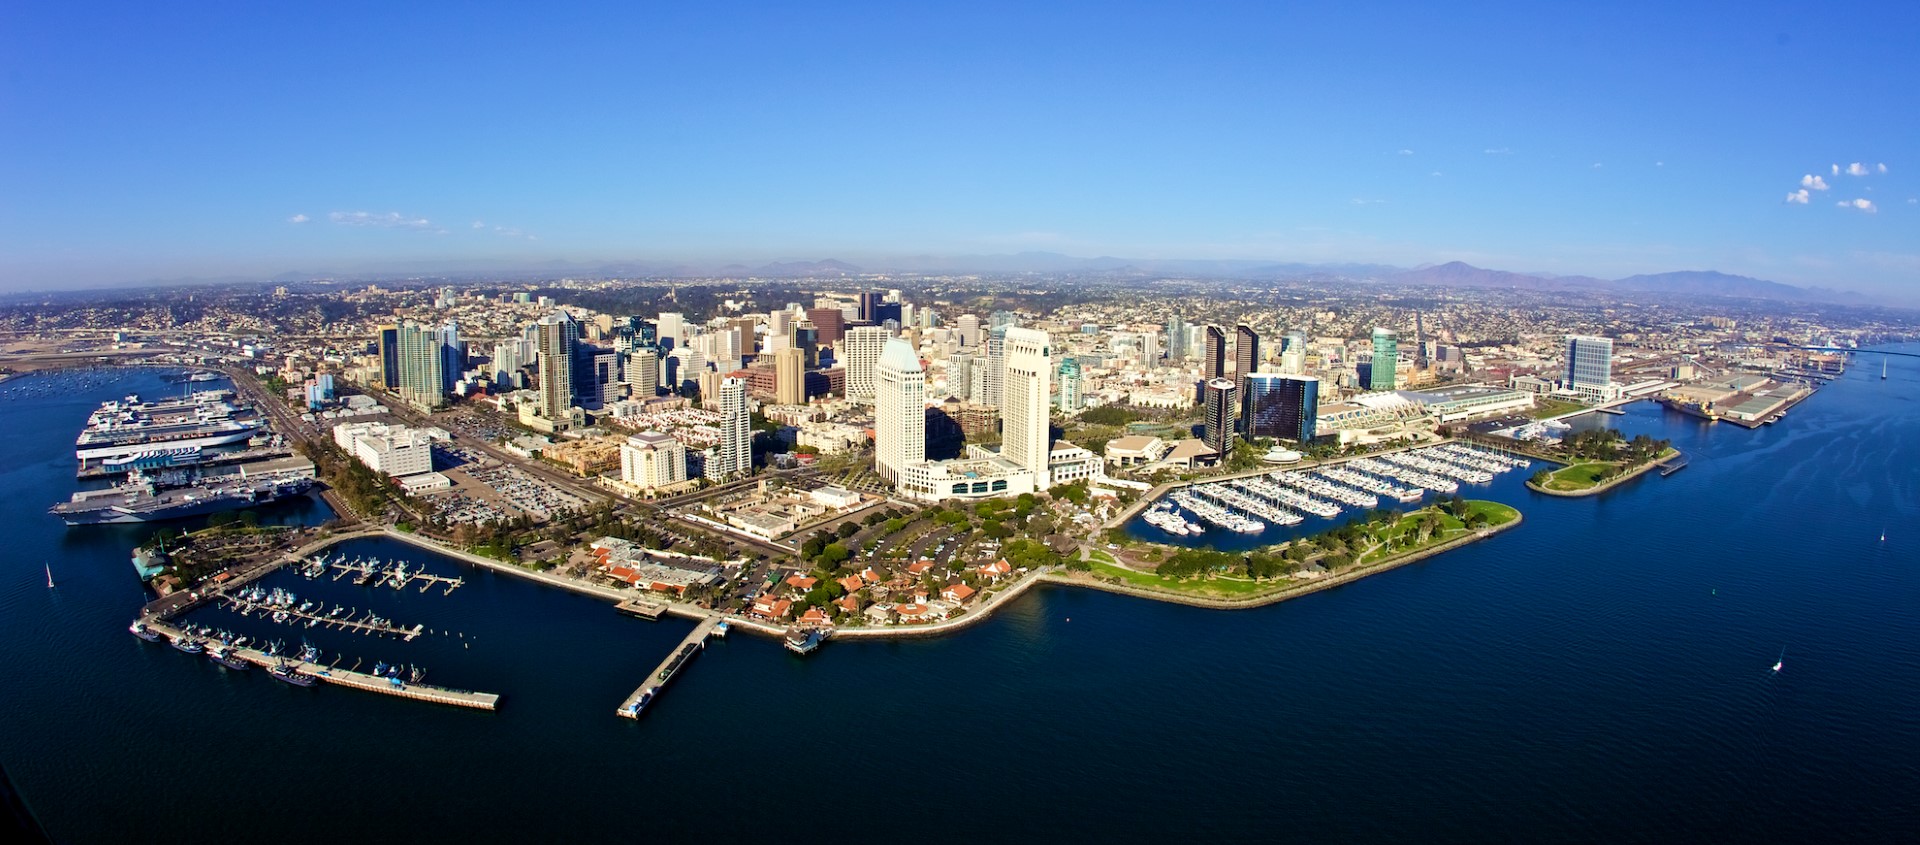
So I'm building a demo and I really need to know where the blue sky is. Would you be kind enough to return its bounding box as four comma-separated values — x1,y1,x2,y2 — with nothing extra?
2,1,1915,296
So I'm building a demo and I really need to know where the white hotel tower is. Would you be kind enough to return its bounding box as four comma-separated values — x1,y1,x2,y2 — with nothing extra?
873,337,925,484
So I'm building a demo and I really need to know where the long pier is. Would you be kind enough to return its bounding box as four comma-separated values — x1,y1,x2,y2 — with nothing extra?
141,619,499,710
220,596,424,641
325,560,464,594
616,616,719,719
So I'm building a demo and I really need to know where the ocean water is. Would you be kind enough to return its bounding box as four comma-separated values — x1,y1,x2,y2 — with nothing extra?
2,354,1917,843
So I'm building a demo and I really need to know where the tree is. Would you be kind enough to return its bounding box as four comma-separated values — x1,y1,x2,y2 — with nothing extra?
836,521,861,540
821,543,851,566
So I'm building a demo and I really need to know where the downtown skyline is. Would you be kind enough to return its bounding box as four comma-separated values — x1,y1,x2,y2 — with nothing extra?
2,1,1917,296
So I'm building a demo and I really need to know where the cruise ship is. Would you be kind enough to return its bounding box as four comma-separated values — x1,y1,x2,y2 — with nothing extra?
50,473,313,525
74,391,261,467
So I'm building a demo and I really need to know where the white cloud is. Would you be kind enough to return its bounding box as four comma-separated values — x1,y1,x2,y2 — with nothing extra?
1801,174,1829,190
1397,149,1414,155
1909,198,1917,204
1591,162,1604,169
1832,164,1841,176
1655,161,1665,167
1430,171,1443,177
1484,147,1511,155
329,211,433,229
287,213,310,224
1847,162,1870,176
1839,198,1876,212
1878,163,1889,173
1786,189,1810,204
471,221,486,229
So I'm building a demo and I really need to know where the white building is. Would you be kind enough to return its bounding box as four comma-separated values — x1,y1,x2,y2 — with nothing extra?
843,326,890,403
873,337,925,484
1000,327,1052,479
711,376,752,479
333,422,435,478
619,430,688,492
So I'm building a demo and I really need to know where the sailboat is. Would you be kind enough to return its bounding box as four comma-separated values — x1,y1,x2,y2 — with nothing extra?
45,562,54,589
1883,358,1889,380
1772,647,1785,673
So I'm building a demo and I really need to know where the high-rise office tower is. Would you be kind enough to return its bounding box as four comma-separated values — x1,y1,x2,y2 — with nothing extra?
968,356,989,404
1280,331,1308,375
805,307,846,346
1203,325,1228,380
1166,314,1188,363
774,346,807,405
625,347,659,397
1203,378,1238,457
843,326,889,403
955,314,981,348
713,376,751,479
1566,335,1614,393
1369,327,1399,391
1057,356,1082,412
655,312,685,351
1243,374,1318,443
858,291,882,324
395,322,448,411
376,325,401,389
982,325,1008,408
1234,323,1260,380
536,312,577,421
1000,327,1052,479
948,352,974,400
873,338,926,484
1413,313,1430,370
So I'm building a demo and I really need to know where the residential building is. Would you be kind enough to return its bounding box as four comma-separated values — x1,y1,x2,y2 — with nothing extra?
1203,378,1238,456
1000,327,1052,479
619,430,688,492
1243,373,1318,443
873,337,926,484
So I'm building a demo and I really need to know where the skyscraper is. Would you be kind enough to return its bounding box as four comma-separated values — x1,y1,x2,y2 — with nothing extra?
873,338,925,484
625,347,659,397
1166,313,1188,363
982,325,1008,408
1243,374,1318,443
1000,327,1052,479
955,314,981,348
1203,325,1228,380
1369,327,1399,391
395,322,448,411
805,307,846,346
1203,378,1238,457
1566,335,1614,393
713,376,751,479
858,291,882,324
655,312,685,351
1234,325,1260,382
1413,313,1430,369
843,326,889,403
1280,330,1308,375
376,325,400,389
774,346,807,405
536,312,577,422
948,351,974,401
1057,356,1082,412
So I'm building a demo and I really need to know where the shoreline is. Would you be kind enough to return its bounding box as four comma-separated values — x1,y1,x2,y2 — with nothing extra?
1049,509,1524,610
1525,450,1679,498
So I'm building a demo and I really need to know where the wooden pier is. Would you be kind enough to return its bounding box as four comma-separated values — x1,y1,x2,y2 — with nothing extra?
616,616,719,719
327,560,464,594
141,620,500,710
220,596,425,641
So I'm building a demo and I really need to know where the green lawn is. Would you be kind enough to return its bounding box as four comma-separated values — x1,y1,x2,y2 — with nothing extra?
1086,548,1120,566
1526,398,1588,420
1540,461,1618,491
1083,557,1268,596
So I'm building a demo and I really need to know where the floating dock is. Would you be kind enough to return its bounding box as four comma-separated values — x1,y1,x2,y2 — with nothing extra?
616,616,719,719
141,619,499,710
615,597,668,620
220,596,425,641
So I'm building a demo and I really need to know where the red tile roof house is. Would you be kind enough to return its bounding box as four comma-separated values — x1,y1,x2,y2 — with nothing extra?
941,583,976,603
798,606,832,627
894,603,930,623
976,559,1013,581
838,575,865,595
785,575,818,594
906,561,935,577
859,567,884,584
750,596,793,619
835,594,862,615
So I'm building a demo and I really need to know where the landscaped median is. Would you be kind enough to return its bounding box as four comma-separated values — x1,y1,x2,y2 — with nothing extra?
1048,500,1523,609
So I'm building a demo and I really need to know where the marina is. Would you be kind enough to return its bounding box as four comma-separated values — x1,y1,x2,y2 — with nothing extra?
1130,442,1536,549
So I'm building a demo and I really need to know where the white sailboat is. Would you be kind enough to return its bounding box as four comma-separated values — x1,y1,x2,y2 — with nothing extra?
46,562,55,589
1883,358,1889,380
1771,647,1785,673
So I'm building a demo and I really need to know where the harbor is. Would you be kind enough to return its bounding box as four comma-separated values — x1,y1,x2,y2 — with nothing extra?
1129,441,1534,550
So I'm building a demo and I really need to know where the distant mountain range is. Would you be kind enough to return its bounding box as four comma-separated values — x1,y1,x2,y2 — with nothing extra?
93,253,1866,307
1390,261,1861,304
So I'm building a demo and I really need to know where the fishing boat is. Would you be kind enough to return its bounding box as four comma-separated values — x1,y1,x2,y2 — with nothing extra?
129,621,162,642
209,643,251,671
170,636,205,654
269,660,316,687
1772,647,1785,673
